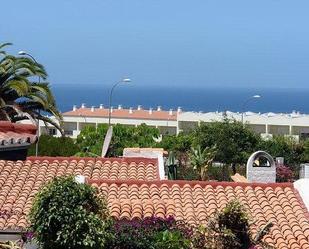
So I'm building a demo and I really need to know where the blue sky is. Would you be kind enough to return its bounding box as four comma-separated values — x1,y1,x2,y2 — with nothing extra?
2,0,309,88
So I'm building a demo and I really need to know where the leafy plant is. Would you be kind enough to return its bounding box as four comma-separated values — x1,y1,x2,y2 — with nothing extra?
154,230,190,249
206,200,273,249
190,145,217,180
276,164,294,182
193,117,259,175
29,176,113,249
76,123,160,157
28,134,79,156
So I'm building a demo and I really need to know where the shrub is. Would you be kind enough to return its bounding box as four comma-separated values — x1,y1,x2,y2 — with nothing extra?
153,230,190,249
106,216,191,249
276,164,294,182
206,200,272,249
29,176,113,249
28,135,79,157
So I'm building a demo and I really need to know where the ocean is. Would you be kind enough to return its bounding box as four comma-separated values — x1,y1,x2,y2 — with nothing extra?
53,84,309,114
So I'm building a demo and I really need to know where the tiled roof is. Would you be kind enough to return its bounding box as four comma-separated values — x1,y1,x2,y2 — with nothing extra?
0,157,159,230
63,107,177,121
91,179,309,249
1,156,309,249
0,122,37,148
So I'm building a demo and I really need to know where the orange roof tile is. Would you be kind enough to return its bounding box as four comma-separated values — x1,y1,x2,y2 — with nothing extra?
0,157,159,230
63,107,177,121
0,122,37,148
90,179,309,249
1,156,309,249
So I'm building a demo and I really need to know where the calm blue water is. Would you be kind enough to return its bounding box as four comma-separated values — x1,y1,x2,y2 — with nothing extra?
52,84,309,114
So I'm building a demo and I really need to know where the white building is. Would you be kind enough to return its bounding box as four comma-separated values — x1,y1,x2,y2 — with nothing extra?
38,104,309,141
40,104,179,138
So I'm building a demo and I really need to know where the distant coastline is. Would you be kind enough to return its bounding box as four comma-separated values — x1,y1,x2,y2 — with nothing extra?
53,85,309,114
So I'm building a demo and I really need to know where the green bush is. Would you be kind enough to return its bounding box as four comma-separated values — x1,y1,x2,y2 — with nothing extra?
154,230,190,249
29,176,113,249
207,200,272,249
76,123,160,157
28,135,79,157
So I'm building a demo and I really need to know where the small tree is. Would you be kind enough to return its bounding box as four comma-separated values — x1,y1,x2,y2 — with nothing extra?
29,176,113,249
190,145,216,180
193,118,260,174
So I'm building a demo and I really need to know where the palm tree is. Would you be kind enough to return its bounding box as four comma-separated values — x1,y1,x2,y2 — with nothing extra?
190,145,216,180
0,42,63,134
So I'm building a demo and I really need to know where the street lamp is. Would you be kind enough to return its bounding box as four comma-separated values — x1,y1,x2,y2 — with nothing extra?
108,78,131,126
241,95,261,124
18,51,41,156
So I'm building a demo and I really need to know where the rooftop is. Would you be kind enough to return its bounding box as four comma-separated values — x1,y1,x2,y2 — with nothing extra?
0,122,37,149
63,105,178,121
0,156,308,249
92,179,309,249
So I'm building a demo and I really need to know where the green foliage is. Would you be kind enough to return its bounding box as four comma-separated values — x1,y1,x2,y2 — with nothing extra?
76,123,160,157
28,135,79,157
0,42,63,133
193,118,259,166
302,139,309,161
207,200,273,249
29,176,113,249
259,136,304,165
153,230,190,249
159,133,194,179
190,145,217,180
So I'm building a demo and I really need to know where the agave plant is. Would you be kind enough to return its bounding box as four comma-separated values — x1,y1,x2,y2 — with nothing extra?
0,42,63,134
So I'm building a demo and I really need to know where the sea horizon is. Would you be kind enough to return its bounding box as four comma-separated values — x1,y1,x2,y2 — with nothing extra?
53,84,309,114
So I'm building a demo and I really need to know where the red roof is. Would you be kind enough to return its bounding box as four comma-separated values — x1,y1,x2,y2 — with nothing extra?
63,107,177,121
0,122,37,148
92,179,309,249
0,156,309,249
0,157,159,230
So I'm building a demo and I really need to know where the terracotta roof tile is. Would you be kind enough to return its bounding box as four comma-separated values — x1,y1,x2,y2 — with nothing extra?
63,107,177,121
1,156,309,249
0,157,159,230
0,122,37,148
90,179,309,249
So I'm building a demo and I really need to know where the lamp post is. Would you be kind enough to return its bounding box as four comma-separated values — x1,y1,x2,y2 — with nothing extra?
241,95,261,124
108,78,131,126
18,51,41,156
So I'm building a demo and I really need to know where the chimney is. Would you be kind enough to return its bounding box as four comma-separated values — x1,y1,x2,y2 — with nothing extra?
137,105,142,110
129,107,133,114
99,104,104,109
91,106,95,112
169,109,173,115
81,103,86,109
73,105,77,111
157,106,162,111
149,108,153,114
118,104,122,110
177,107,182,113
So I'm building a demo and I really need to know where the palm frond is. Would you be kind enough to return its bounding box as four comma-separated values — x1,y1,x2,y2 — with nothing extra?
4,78,30,96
